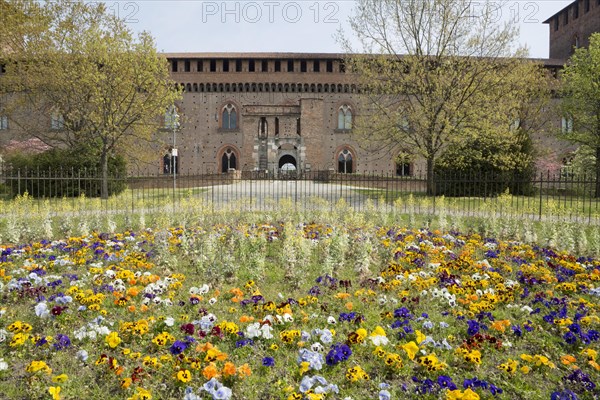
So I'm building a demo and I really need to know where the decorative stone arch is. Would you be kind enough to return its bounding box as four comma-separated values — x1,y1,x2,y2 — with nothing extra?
186,83,191,92
333,144,357,173
324,84,329,93
192,83,198,92
310,84,316,92
218,100,241,130
333,100,357,130
199,83,205,92
217,145,241,173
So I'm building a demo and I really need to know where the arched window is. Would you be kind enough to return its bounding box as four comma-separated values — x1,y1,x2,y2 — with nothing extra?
396,162,411,177
163,150,178,174
222,104,237,130
221,148,237,172
338,149,353,173
337,105,352,130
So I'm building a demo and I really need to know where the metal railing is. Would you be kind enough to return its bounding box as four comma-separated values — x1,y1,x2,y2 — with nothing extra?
0,167,598,223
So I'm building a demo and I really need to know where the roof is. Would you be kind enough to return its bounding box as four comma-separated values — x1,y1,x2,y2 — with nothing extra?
161,52,348,59
161,52,566,67
543,0,576,24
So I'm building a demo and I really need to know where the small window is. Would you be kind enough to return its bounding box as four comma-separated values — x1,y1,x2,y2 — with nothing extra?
396,163,411,177
274,60,281,72
574,2,579,18
313,60,320,72
275,117,279,135
249,60,255,72
210,59,216,72
197,60,203,72
287,60,294,72
258,117,268,138
222,104,237,130
339,61,346,73
0,115,8,130
326,60,333,72
562,116,573,134
51,112,64,130
564,10,569,25
296,118,301,135
585,0,590,12
338,149,353,173
262,60,268,72
554,16,559,31
337,105,352,130
223,60,229,72
184,60,191,72
235,59,242,72
171,60,178,72
300,60,307,72
221,148,237,173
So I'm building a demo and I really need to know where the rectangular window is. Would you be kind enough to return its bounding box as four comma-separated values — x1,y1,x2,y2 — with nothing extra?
51,113,64,130
249,59,255,72
564,10,569,25
296,118,301,135
274,60,281,72
300,60,307,72
171,60,178,72
262,60,268,72
0,115,8,130
326,60,333,72
313,60,320,72
223,59,229,72
210,59,216,72
236,59,242,72
287,59,294,72
197,60,203,72
574,2,579,18
554,16,559,31
339,61,346,73
585,0,590,12
184,60,191,72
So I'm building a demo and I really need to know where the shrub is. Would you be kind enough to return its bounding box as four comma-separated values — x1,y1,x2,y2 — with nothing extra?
5,147,127,198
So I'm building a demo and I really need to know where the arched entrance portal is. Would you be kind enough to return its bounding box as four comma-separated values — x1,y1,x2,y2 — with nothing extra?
278,154,297,178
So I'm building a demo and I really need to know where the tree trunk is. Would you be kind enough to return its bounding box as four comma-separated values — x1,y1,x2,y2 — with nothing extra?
101,151,109,200
426,157,435,196
596,146,600,198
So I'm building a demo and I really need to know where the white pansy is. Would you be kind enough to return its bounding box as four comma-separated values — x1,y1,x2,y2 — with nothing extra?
0,358,8,371
164,317,175,327
35,302,50,318
327,316,336,324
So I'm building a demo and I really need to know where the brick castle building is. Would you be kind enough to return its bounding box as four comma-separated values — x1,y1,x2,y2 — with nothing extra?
1,0,599,176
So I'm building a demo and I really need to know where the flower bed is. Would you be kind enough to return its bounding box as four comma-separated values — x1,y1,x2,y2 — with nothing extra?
0,223,598,399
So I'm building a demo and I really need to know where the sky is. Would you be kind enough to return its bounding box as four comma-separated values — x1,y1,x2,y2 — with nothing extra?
111,0,573,59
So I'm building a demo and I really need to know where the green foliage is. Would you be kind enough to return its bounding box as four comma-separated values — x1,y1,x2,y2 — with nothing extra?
341,0,550,194
5,147,126,198
0,0,182,198
560,32,600,196
434,132,536,196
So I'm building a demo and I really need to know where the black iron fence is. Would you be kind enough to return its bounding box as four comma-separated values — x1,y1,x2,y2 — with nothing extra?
0,167,598,223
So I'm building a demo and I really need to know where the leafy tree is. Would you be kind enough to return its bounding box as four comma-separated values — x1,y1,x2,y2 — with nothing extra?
0,0,181,198
340,0,550,194
559,33,600,197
